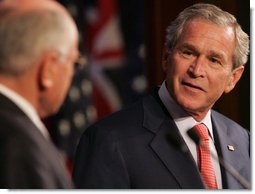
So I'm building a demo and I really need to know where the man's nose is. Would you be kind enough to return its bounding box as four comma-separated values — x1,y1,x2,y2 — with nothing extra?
188,56,205,78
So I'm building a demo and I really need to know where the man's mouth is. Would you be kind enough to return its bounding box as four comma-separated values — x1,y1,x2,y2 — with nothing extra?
182,81,204,92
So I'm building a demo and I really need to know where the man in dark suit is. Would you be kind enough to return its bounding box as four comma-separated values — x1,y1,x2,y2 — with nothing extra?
73,3,250,189
0,0,80,189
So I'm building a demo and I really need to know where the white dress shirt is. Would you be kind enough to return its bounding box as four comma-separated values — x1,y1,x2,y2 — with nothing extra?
158,81,222,188
0,84,49,139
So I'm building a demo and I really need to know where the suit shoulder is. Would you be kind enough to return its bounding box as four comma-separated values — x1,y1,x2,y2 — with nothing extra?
83,98,146,140
98,99,143,125
0,110,47,155
0,111,26,139
211,110,249,135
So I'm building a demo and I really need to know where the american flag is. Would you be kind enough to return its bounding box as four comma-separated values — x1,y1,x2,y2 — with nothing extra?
45,0,146,174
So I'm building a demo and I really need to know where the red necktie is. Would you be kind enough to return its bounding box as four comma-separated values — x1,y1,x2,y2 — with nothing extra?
193,124,218,189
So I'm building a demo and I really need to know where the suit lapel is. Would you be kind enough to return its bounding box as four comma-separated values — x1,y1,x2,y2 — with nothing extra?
142,93,204,188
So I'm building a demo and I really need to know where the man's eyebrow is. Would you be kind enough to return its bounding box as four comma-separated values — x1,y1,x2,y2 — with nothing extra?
178,43,195,50
178,43,227,60
208,51,225,60
177,43,198,53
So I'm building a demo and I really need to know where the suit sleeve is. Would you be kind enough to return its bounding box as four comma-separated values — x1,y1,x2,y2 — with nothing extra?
0,135,53,188
72,126,130,188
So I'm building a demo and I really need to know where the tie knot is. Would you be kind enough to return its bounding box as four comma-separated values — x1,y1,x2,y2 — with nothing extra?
193,123,209,141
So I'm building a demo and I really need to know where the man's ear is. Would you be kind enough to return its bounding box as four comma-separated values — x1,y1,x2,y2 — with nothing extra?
224,65,244,93
38,52,58,90
162,46,170,73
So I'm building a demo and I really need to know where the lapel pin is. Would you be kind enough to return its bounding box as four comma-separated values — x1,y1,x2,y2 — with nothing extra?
227,145,235,151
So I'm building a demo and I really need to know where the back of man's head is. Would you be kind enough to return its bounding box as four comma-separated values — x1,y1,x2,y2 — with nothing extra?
0,0,79,118
0,0,77,76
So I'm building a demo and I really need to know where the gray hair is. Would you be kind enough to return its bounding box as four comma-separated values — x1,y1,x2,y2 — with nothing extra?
0,8,74,76
165,3,249,68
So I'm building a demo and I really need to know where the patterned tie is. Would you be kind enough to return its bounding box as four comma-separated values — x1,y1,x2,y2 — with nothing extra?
193,124,218,189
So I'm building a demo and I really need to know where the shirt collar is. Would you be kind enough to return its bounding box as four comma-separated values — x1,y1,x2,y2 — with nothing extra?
0,84,49,139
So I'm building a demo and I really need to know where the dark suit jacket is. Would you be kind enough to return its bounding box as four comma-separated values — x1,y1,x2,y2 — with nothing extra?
0,94,73,189
73,90,250,189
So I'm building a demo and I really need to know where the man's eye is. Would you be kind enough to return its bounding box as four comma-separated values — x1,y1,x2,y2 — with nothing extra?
182,50,193,57
210,57,221,64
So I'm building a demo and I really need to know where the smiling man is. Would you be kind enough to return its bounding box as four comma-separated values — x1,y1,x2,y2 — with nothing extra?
163,18,244,122
73,3,250,189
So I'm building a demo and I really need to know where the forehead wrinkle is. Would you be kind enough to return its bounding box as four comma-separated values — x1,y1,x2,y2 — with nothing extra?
179,23,234,65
